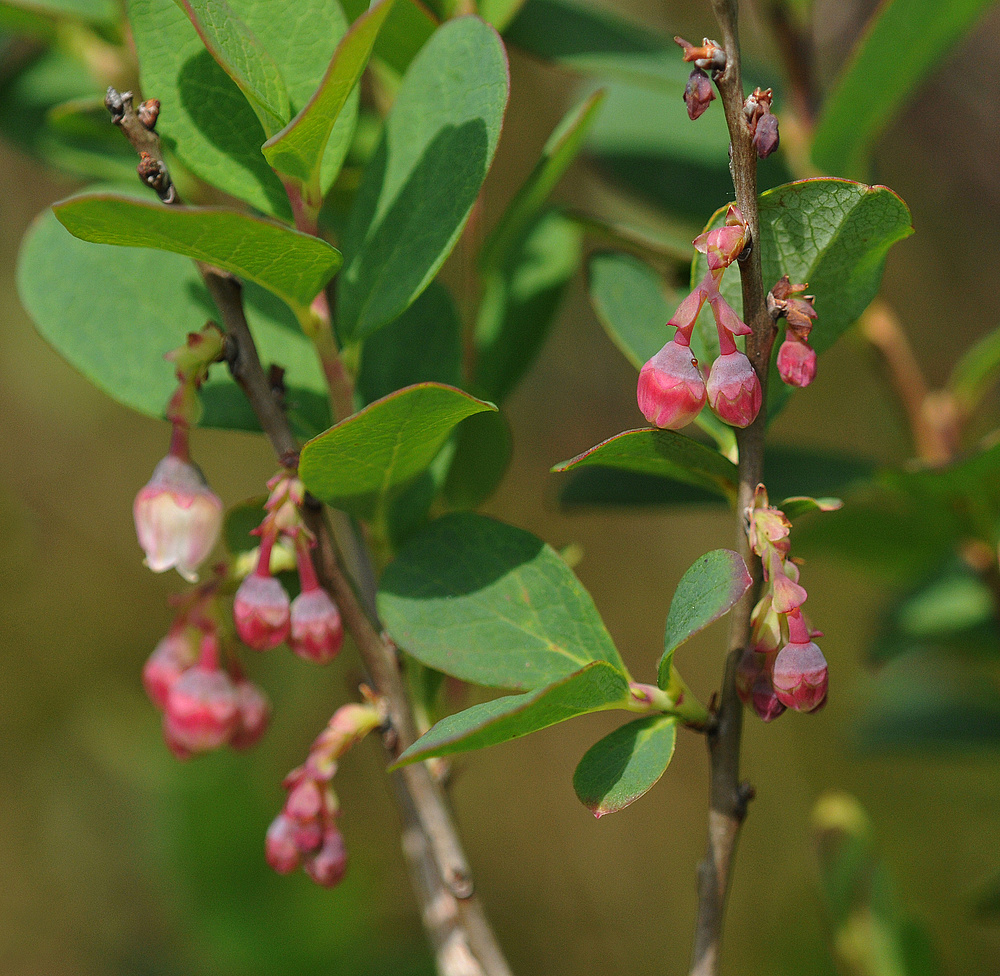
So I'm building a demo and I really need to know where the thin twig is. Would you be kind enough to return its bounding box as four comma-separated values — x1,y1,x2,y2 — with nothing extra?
688,4,773,974
106,88,511,976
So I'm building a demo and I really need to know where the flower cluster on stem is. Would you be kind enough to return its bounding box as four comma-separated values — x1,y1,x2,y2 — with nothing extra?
768,275,818,388
737,485,828,719
638,205,762,430
267,701,382,887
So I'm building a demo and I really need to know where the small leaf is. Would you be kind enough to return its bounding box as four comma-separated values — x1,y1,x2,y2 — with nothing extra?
263,0,396,200
689,179,913,417
53,193,342,318
473,209,582,402
177,0,291,137
341,0,438,76
573,715,677,817
336,16,509,340
356,280,461,404
552,428,738,503
949,324,1000,413
377,512,626,689
17,200,330,436
779,496,843,519
812,0,995,178
657,549,751,687
299,384,495,518
479,89,604,272
393,661,630,766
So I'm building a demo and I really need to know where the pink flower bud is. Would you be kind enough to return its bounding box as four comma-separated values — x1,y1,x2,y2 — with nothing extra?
164,659,239,752
143,627,199,709
736,648,786,722
772,639,828,713
637,339,707,429
289,589,344,664
265,813,302,874
706,351,762,427
683,67,715,120
229,679,271,750
304,827,348,887
134,455,223,582
234,573,291,650
777,338,817,387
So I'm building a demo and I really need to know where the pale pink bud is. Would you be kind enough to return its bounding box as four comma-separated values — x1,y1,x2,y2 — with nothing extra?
777,338,817,387
234,573,291,650
164,662,239,752
265,813,302,874
706,351,762,427
772,640,828,712
304,827,348,888
229,679,271,750
637,339,707,429
289,589,344,664
143,628,198,709
134,455,223,582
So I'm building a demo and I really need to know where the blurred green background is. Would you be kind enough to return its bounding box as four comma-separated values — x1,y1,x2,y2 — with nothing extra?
3,0,1000,974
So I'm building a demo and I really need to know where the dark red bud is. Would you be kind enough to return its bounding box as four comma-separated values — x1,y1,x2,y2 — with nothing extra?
683,67,715,120
753,112,780,158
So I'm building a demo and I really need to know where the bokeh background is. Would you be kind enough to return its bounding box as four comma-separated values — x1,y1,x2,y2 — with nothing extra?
3,0,1000,974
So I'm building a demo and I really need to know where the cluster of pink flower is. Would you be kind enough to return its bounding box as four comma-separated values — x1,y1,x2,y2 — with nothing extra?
638,205,763,430
266,702,382,887
737,485,829,720
143,589,271,758
769,275,818,388
132,328,344,759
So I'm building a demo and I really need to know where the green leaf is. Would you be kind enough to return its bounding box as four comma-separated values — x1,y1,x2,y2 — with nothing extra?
504,0,680,87
559,468,726,508
480,89,604,272
53,193,342,319
552,428,738,503
886,439,1000,515
263,0,396,202
377,512,626,689
393,661,630,766
479,0,527,31
893,568,996,643
779,496,843,520
441,409,512,510
690,179,913,417
299,384,494,518
336,16,509,341
177,0,290,137
473,209,582,402
587,249,674,369
812,0,995,178
356,280,461,404
657,549,750,687
17,201,330,436
128,0,352,218
341,0,437,75
949,324,1000,413
573,714,677,817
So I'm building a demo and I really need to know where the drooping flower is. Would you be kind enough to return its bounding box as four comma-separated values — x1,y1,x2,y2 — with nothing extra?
706,350,762,428
234,532,291,650
289,537,343,664
777,337,817,387
637,338,707,429
772,611,828,712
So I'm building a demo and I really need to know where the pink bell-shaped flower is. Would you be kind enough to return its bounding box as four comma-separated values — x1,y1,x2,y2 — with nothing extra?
143,626,199,710
304,827,348,888
234,533,291,650
134,452,223,582
289,538,343,663
265,813,303,874
229,678,271,750
163,633,239,753
637,338,707,429
777,337,817,388
772,638,828,712
706,350,762,428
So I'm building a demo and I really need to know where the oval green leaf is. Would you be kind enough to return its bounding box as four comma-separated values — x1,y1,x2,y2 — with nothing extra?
573,714,677,817
299,384,494,517
689,179,913,417
377,512,626,689
812,0,995,179
336,16,510,340
178,0,290,137
263,0,396,201
392,661,630,767
657,549,751,688
552,428,738,503
17,202,330,436
53,193,342,317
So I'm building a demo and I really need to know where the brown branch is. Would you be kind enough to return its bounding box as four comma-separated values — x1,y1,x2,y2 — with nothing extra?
106,88,511,976
689,4,772,974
